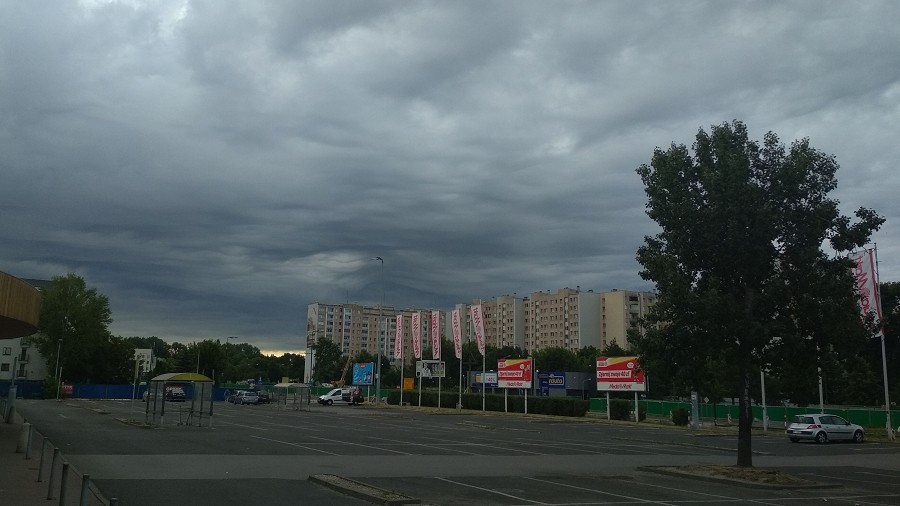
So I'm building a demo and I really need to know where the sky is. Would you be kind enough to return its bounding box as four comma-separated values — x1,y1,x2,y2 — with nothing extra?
2,1,898,355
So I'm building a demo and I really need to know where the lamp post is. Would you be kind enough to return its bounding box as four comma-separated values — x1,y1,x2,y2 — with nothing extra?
372,256,384,405
54,338,62,400
225,336,237,384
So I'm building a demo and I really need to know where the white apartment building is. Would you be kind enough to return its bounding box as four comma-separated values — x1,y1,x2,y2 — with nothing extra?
523,288,602,352
0,335,48,382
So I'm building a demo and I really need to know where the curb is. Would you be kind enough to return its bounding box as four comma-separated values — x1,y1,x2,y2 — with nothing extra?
638,465,842,490
309,474,420,505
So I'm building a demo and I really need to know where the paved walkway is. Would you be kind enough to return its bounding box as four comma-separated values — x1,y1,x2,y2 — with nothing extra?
1,404,106,506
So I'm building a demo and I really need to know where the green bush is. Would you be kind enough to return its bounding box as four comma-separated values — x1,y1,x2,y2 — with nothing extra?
609,398,632,420
671,407,690,426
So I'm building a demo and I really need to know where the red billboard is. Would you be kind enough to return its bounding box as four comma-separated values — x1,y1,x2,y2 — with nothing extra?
497,358,533,388
596,356,646,392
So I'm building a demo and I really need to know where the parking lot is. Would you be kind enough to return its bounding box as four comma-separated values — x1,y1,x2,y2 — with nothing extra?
15,399,900,505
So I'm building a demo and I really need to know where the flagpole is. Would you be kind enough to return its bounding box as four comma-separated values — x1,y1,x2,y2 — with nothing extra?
873,244,894,440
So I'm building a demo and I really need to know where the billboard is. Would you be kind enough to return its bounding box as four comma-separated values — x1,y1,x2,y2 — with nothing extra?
497,358,533,388
415,360,446,378
352,362,374,385
596,356,645,392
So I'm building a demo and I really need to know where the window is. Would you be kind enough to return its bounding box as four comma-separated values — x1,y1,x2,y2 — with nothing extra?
0,363,8,371
2,347,10,355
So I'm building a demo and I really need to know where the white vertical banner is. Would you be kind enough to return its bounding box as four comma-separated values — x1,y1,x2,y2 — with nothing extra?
411,311,422,359
471,304,486,355
850,248,883,336
394,314,404,360
451,308,462,359
431,310,441,360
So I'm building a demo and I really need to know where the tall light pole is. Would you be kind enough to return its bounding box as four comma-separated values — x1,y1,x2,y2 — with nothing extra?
373,256,384,405
54,338,62,399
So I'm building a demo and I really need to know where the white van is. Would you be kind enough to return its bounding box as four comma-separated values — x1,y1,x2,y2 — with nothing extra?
318,388,349,405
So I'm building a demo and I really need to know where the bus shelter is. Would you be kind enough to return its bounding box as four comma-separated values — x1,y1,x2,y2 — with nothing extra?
273,382,311,411
145,372,214,427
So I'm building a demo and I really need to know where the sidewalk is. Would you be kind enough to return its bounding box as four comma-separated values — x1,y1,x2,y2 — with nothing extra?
1,405,107,506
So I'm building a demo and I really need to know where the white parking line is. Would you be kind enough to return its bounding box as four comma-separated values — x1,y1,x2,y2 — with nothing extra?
249,435,339,455
305,434,413,455
434,477,552,505
526,476,681,505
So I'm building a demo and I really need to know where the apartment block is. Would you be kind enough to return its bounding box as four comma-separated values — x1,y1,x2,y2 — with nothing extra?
305,302,444,383
523,288,602,352
600,289,657,350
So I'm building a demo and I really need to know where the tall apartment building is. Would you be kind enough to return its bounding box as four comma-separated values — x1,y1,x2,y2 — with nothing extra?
305,302,443,383
523,287,602,352
600,290,657,350
476,295,525,349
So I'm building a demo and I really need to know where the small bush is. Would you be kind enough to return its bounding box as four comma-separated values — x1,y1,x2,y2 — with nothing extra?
671,407,690,426
609,399,632,420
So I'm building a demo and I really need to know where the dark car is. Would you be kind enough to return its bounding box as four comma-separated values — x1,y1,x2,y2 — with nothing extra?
341,386,364,406
256,391,271,404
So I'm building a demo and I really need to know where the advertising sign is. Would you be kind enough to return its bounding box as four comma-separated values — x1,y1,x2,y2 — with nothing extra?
451,308,462,359
431,310,441,359
497,358,533,388
474,371,498,388
411,312,422,359
352,362,375,385
416,360,446,378
596,356,645,392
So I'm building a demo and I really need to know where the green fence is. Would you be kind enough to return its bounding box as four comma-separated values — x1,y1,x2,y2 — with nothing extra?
589,398,899,429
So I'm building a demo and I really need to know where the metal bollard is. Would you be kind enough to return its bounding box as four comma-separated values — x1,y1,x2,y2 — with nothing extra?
37,437,48,482
16,422,30,453
25,422,34,459
59,462,70,506
47,447,60,499
80,474,91,506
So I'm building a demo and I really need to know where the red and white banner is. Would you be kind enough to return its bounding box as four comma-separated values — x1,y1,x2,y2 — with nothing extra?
470,304,485,355
411,312,422,359
849,248,883,336
596,356,646,392
431,310,441,360
394,314,403,360
451,309,462,359
497,358,533,388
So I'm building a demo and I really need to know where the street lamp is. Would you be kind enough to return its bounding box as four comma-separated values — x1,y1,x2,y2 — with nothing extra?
54,338,62,400
372,256,384,405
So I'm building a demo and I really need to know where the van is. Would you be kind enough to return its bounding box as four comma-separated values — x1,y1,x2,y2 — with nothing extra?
318,388,348,405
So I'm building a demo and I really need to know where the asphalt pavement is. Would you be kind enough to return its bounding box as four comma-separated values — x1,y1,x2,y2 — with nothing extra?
1,404,106,506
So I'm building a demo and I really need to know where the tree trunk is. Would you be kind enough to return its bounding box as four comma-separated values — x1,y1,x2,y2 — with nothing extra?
736,365,753,467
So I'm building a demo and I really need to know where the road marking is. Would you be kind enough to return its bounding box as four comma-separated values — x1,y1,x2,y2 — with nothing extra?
366,435,478,455
249,435,339,455
526,476,681,505
434,477,551,505
305,434,412,455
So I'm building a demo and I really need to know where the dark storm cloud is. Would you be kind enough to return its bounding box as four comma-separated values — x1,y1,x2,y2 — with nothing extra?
2,1,898,352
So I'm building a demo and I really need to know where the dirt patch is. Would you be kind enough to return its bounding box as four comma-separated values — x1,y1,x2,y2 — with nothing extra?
643,464,836,489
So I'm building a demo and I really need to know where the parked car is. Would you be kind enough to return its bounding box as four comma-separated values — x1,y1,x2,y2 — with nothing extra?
318,388,349,405
342,386,365,405
256,391,271,404
786,413,865,443
234,390,259,405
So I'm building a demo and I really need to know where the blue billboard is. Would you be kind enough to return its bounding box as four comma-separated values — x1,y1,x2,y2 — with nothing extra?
352,362,375,385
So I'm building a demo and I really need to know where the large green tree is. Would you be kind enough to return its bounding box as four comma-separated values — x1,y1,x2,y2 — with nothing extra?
312,336,344,384
633,120,883,467
34,274,122,383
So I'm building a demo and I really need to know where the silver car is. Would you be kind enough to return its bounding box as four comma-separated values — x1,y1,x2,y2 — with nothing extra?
786,413,864,443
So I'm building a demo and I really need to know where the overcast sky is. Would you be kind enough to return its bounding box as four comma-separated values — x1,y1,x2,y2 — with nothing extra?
2,1,898,354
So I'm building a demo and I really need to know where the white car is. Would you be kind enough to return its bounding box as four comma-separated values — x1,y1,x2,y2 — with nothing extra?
786,413,865,443
318,388,349,405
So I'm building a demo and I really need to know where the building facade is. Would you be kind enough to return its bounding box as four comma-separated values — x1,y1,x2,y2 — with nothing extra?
600,289,657,350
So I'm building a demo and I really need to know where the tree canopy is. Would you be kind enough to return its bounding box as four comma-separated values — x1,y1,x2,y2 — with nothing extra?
632,120,883,467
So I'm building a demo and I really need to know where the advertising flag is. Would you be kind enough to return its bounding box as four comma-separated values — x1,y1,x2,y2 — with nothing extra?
431,310,441,360
411,311,422,359
451,308,462,359
471,304,486,355
849,248,883,336
394,314,403,360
